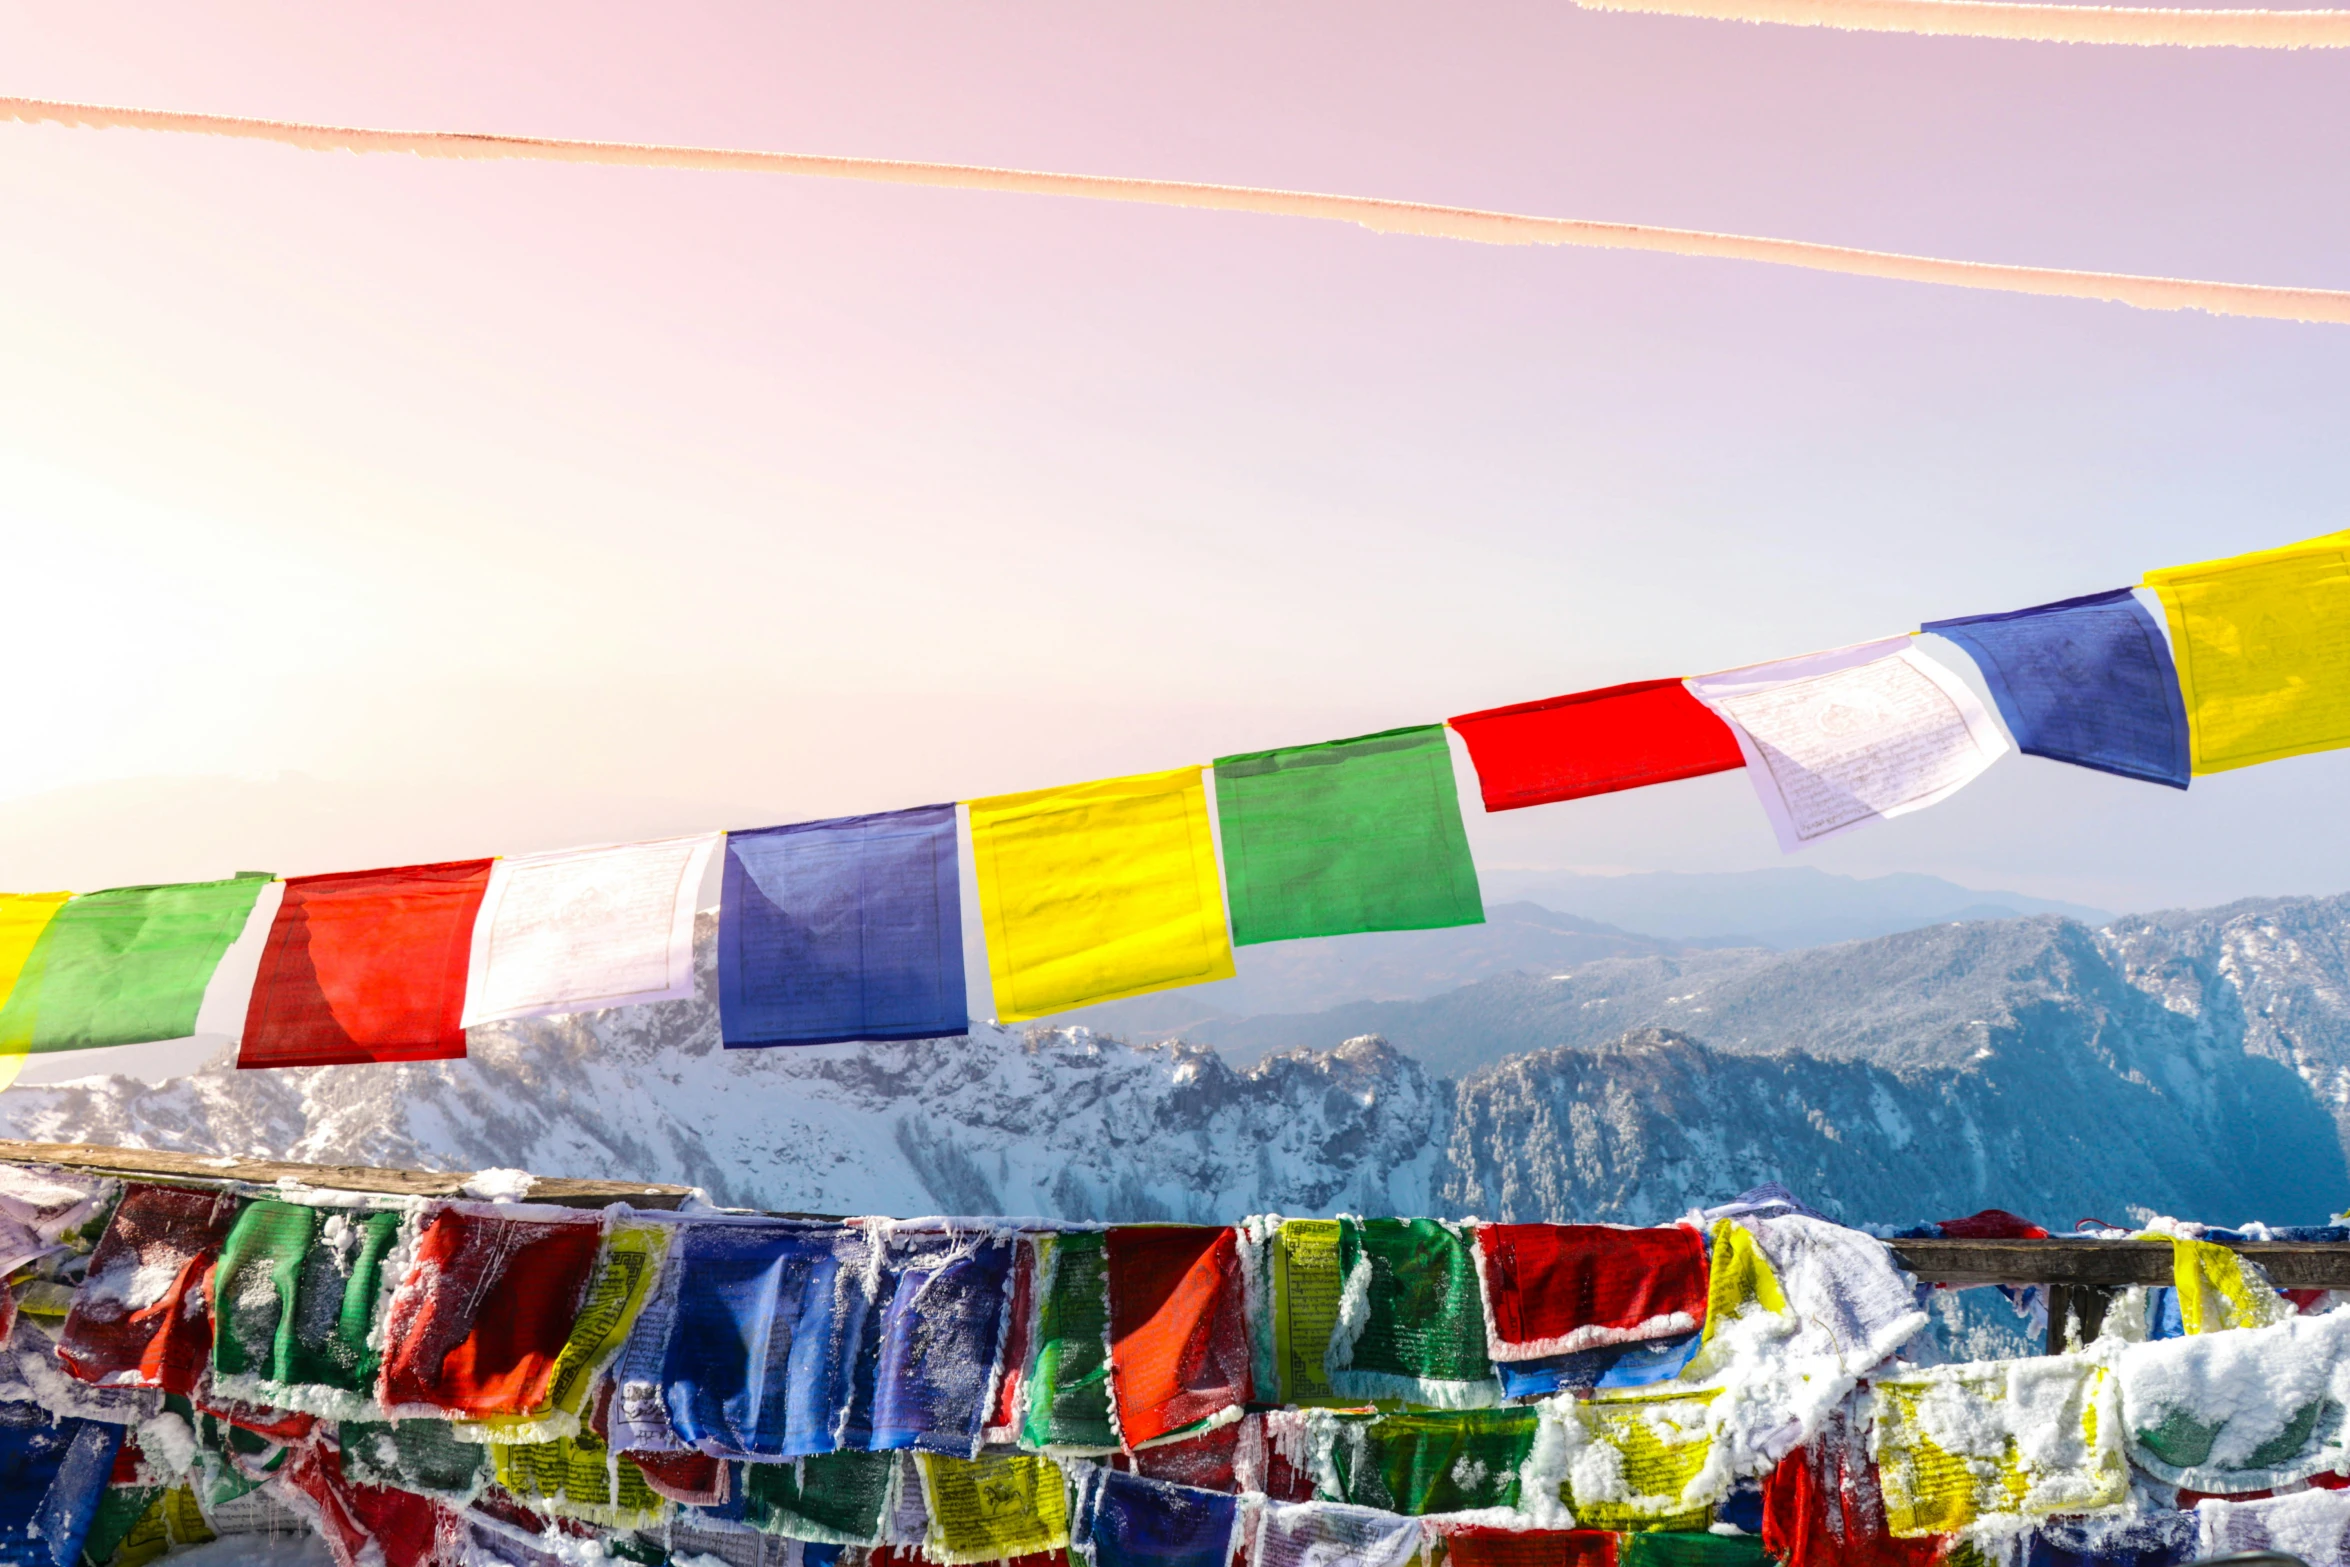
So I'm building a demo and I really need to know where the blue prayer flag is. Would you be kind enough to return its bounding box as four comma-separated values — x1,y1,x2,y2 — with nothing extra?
662,1221,873,1461
1071,1466,1240,1567
1923,588,2190,789
871,1234,1016,1458
719,804,969,1048
0,1405,121,1567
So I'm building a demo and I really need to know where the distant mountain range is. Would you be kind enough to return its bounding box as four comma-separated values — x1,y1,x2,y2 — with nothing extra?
3,893,2346,1230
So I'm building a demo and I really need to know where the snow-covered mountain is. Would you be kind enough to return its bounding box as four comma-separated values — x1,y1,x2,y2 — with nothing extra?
4,899,2350,1228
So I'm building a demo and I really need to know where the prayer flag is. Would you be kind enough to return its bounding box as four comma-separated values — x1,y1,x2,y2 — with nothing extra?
375,1203,604,1419
1266,1219,1345,1406
1685,639,2010,852
1759,1403,1940,1567
987,1239,1038,1447
57,1183,242,1394
968,768,1234,1022
0,1405,124,1567
740,1449,900,1544
662,1220,871,1461
1213,726,1482,947
1104,1225,1253,1449
2143,530,2350,773
1563,1388,1721,1530
1441,1530,1616,1567
1449,681,1746,812
1332,1409,1539,1516
210,1199,403,1414
719,806,967,1048
461,1218,666,1443
1472,1224,1708,1361
240,860,494,1068
1022,1231,1119,1455
2117,1310,2350,1494
462,834,718,1027
0,876,271,1057
1069,1465,1239,1567
0,894,68,1093
1870,1360,2125,1536
1617,1538,1770,1567
916,1453,1071,1565
489,1432,662,1530
1330,1219,1497,1408
873,1233,1016,1458
1923,589,2189,789
1251,1500,1424,1567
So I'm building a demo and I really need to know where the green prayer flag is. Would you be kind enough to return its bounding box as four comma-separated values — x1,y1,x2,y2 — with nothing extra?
740,1449,899,1544
80,1487,165,1566
1330,1408,1538,1515
211,1199,401,1405
341,1420,490,1500
1213,726,1482,947
1020,1231,1118,1454
1618,1534,1771,1567
0,875,271,1053
1332,1218,1497,1405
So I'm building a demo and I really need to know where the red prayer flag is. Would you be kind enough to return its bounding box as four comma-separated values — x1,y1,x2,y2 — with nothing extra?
1761,1404,1942,1567
1474,1222,1709,1360
376,1203,603,1418
1104,1225,1254,1449
239,859,494,1068
1449,679,1745,812
56,1183,241,1394
1442,1528,1619,1567
1932,1209,2049,1240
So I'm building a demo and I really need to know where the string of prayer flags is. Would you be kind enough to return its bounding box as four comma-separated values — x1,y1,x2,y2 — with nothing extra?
239,860,494,1068
1685,639,2011,853
1022,1232,1119,1454
0,875,272,1059
1104,1225,1253,1448
374,1202,603,1419
1069,1465,1242,1567
1449,681,1746,812
209,1199,402,1415
2143,531,2350,774
968,768,1234,1022
719,806,967,1049
1472,1224,1708,1361
917,1453,1072,1564
1922,588,2190,789
57,1183,242,1395
662,1220,870,1461
461,834,717,1027
1329,1219,1497,1408
1212,726,1482,946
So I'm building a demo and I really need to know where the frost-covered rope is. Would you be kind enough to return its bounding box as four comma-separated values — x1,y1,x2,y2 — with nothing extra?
5,94,2347,326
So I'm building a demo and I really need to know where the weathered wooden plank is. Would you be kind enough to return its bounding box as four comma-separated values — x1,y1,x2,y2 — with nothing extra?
0,1139,694,1210
1890,1236,2350,1289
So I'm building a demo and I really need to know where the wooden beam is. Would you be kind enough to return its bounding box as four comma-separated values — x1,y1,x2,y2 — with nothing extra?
1890,1236,2350,1290
0,1139,695,1211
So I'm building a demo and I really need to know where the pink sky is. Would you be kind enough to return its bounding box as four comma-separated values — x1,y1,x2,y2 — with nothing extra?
1,1,2347,911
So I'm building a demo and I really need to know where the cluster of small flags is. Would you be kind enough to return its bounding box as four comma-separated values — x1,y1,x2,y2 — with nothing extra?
3,530,2347,1073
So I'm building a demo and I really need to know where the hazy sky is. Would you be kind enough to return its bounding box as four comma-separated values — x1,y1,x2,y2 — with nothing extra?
3,1,2348,915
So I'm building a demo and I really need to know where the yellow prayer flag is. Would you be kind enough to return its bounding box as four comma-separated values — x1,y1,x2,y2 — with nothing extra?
968,766,1235,1022
1273,1218,1345,1405
917,1453,1071,1565
0,894,70,1094
1700,1220,1784,1340
2144,531,2350,773
2136,1232,2292,1335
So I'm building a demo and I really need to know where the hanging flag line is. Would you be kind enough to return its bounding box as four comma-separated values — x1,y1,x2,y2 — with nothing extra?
3,531,2349,1075
1574,0,2350,48
3,95,2346,327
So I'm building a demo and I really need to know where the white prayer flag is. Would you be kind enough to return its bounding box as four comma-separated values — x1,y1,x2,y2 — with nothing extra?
1251,1500,1424,1567
461,833,720,1026
1686,637,2010,852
